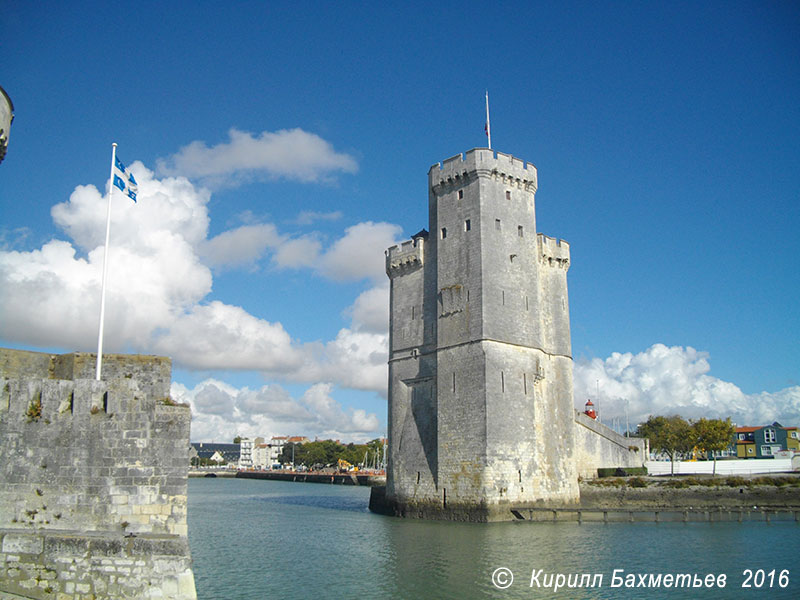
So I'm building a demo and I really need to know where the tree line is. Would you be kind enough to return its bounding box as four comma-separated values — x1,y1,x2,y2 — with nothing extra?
636,416,736,475
278,438,385,470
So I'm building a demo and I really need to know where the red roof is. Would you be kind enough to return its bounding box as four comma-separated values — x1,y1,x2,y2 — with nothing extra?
735,426,760,433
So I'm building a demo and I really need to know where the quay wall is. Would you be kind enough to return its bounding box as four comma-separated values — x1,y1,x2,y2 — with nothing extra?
0,349,196,600
579,479,800,510
237,470,385,486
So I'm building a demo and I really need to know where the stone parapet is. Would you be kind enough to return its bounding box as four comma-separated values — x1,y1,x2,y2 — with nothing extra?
0,349,195,599
537,234,570,270
429,148,537,194
385,237,424,277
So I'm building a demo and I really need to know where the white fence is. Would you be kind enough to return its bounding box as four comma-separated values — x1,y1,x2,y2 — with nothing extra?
646,457,798,476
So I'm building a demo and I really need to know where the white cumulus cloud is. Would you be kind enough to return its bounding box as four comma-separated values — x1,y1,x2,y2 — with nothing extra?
152,301,304,372
156,128,358,187
295,329,388,394
173,379,381,443
574,344,800,427
317,221,402,283
0,152,395,400
346,282,389,334
271,235,322,269
1,166,213,351
199,223,284,269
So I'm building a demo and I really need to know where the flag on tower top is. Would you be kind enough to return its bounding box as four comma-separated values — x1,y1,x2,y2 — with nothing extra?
113,155,138,202
484,90,492,150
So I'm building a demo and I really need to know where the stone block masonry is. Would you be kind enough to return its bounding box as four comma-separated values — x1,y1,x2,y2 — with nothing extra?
377,148,646,521
381,149,581,521
0,349,196,600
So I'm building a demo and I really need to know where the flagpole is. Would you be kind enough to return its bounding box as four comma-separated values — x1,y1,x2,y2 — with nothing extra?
96,142,117,380
485,90,492,150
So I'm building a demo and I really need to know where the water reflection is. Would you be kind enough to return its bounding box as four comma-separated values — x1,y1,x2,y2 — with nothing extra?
188,478,798,600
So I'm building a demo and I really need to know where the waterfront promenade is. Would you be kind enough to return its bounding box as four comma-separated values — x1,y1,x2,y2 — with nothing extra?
189,468,386,486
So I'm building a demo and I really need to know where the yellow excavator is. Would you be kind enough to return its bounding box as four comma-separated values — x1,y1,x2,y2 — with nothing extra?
337,458,358,472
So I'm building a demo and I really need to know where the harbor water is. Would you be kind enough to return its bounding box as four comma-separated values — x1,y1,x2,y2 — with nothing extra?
188,477,799,599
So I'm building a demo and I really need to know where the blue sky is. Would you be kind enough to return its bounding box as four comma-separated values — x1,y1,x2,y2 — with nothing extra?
2,1,798,441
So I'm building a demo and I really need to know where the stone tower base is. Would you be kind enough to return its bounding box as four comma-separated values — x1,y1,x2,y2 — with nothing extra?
369,486,578,523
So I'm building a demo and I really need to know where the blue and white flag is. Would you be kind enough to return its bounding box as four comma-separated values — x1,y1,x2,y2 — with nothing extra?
113,155,138,202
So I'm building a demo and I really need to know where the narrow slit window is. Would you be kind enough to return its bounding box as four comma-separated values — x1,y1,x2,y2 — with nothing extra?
441,227,447,239
458,189,464,200
506,190,511,200
501,371,505,393
465,219,471,231
495,219,501,230
518,225,524,237
452,372,456,393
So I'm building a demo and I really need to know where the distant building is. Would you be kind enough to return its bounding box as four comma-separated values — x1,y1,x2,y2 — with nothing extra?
190,442,240,466
786,427,800,451
269,436,289,465
267,435,309,466
733,423,797,458
238,437,264,469
253,443,271,470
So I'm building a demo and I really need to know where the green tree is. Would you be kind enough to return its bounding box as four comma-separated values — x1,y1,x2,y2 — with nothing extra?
305,442,332,467
277,439,386,471
233,435,242,444
637,415,694,476
279,442,307,466
693,417,736,475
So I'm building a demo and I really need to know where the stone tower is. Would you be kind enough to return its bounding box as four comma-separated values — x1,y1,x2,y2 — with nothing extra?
383,148,579,521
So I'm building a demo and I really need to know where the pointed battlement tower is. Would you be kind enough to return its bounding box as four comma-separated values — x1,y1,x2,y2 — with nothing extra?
382,148,579,521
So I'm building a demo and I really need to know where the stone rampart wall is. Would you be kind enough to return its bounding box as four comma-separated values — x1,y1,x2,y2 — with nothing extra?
0,349,195,599
574,410,647,479
0,531,195,600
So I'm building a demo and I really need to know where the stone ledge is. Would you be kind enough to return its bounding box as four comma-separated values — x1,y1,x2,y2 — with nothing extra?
0,528,189,556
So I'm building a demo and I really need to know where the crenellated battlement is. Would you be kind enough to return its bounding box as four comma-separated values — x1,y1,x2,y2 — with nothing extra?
429,148,537,193
0,348,171,398
0,376,166,422
537,233,570,270
386,236,425,276
0,348,196,598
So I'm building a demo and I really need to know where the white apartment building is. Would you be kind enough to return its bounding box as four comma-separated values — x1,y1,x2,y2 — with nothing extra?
238,437,264,469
